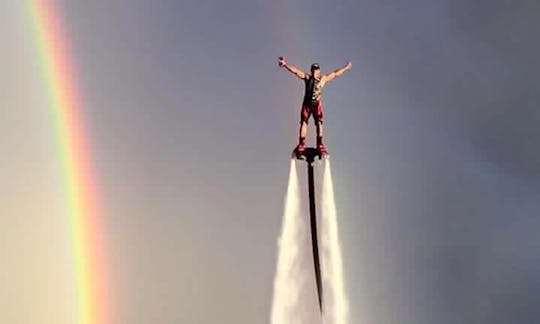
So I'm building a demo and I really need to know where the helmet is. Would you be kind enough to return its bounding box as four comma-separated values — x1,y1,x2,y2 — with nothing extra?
310,63,320,71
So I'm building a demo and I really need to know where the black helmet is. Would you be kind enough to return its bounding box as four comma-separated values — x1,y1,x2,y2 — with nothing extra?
310,63,320,71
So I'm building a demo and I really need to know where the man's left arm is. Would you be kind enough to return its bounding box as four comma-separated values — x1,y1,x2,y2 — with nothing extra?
324,61,352,82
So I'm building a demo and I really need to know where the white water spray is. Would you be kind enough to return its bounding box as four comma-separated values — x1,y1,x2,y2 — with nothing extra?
320,160,348,324
271,160,302,324
271,159,348,323
271,160,321,324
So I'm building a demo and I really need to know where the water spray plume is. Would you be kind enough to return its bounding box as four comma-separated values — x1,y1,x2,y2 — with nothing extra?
271,161,320,323
271,161,302,323
321,160,348,324
271,159,348,323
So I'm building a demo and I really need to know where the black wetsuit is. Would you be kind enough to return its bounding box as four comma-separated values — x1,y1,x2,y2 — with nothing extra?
301,75,325,123
303,75,325,105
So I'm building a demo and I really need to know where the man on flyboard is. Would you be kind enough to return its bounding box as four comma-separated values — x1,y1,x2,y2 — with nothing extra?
278,56,352,158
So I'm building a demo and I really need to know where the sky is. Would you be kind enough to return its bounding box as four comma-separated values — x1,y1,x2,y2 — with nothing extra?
1,0,539,323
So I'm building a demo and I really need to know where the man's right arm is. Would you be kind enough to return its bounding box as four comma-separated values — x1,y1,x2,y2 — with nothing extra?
278,57,307,79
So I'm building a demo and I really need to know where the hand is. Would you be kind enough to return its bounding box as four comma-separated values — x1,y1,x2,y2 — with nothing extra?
346,61,352,69
278,56,286,67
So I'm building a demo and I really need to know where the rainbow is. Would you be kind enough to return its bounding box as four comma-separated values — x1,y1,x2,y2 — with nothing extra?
26,1,111,323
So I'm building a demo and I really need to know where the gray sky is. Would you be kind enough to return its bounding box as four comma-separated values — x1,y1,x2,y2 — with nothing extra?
2,0,539,323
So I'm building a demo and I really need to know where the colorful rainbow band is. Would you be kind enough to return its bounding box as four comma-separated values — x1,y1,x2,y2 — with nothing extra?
26,1,111,323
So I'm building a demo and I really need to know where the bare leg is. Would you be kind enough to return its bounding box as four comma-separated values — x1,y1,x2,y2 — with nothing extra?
316,122,323,139
316,121,328,154
300,121,308,139
294,121,307,155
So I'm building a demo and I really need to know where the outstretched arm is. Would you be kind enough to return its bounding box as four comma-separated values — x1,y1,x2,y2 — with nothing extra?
278,57,307,79
324,61,352,82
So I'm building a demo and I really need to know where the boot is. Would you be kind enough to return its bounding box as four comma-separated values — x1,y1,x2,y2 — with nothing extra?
293,137,306,156
317,136,328,155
